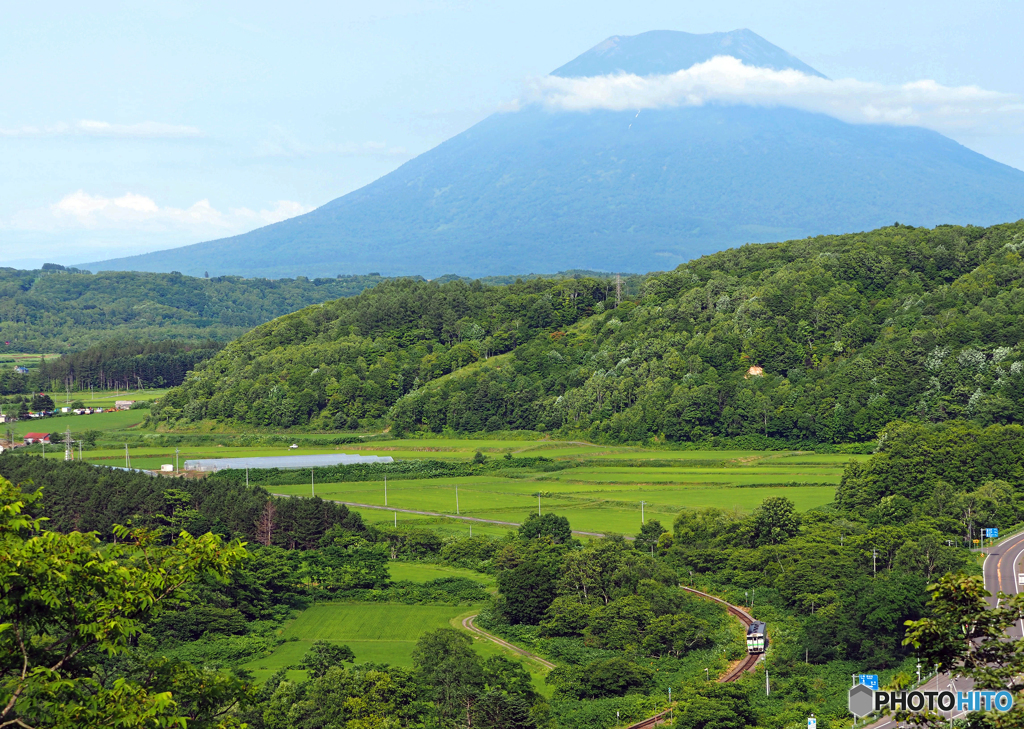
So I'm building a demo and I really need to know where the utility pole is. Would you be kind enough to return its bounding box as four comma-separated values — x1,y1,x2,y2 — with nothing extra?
641,500,646,524
455,485,459,515
872,548,877,576
175,448,179,473
764,655,770,696
615,273,622,307
64,428,72,461
124,443,130,468
311,469,315,496
384,475,387,506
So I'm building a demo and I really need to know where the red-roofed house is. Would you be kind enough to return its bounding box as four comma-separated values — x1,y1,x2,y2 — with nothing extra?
24,432,51,445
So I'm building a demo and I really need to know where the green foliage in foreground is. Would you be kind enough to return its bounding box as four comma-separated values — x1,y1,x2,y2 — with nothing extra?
156,221,1024,445
0,477,251,728
0,266,388,353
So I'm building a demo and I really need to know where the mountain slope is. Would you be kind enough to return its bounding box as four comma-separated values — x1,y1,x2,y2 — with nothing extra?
550,28,826,78
154,221,1024,444
87,30,1024,279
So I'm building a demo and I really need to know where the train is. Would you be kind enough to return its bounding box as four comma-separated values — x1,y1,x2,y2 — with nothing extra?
746,621,768,654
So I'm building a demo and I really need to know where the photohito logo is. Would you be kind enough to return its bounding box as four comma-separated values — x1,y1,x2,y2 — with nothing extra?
849,684,1014,717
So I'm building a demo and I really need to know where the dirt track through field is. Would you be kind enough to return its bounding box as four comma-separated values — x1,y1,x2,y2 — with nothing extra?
460,614,556,670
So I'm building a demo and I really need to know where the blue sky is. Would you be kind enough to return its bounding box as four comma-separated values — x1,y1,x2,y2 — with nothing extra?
2,0,1022,269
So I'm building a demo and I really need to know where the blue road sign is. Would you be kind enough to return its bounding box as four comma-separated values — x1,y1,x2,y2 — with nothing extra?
984,528,999,538
859,674,879,690
808,718,816,729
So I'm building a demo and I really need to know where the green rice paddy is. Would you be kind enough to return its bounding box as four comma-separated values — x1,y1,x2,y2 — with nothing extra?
243,563,548,692
53,435,862,534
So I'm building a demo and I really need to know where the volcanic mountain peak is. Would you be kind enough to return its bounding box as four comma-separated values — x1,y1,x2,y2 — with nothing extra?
550,29,827,79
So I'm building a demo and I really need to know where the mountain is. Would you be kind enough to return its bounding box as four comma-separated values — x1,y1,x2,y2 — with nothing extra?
86,30,1024,279
550,28,826,78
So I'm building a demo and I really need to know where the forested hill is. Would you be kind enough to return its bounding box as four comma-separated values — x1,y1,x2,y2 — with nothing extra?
0,266,388,352
155,221,1024,443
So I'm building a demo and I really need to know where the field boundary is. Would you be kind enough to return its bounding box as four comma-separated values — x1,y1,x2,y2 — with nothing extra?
272,494,616,538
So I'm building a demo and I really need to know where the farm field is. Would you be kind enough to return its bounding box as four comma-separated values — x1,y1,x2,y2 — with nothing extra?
8,409,148,439
271,456,842,536
39,435,859,534
388,561,496,588
41,388,169,408
243,596,549,693
0,353,60,367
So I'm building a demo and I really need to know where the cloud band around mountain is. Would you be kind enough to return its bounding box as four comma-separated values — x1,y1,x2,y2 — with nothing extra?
527,56,1024,135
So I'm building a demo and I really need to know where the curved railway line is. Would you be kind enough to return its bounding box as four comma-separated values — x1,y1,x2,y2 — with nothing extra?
679,586,762,682
461,585,761,729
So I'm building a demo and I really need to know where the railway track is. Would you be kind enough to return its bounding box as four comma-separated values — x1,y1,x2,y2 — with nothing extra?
621,586,761,729
679,586,761,683
463,585,760,729
623,707,674,728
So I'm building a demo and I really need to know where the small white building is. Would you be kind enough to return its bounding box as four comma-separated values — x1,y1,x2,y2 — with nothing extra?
115,400,136,411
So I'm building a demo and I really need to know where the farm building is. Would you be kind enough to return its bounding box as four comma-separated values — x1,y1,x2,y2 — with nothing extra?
184,453,394,472
115,400,136,410
23,432,51,445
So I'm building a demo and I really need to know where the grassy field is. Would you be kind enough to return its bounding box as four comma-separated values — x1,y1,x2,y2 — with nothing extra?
244,603,475,678
0,353,60,367
388,561,496,588
44,435,861,535
8,409,148,439
269,452,843,536
245,601,552,693
42,388,169,408
243,561,548,692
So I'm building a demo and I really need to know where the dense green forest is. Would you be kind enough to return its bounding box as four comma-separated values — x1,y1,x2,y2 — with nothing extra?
153,275,639,428
156,221,1024,443
0,265,388,352
37,338,225,391
0,266,638,355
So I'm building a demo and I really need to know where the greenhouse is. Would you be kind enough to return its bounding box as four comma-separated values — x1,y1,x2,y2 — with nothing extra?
184,453,394,471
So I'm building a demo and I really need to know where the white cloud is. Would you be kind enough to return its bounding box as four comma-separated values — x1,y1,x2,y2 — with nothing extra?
8,191,312,236
0,120,201,138
526,56,1024,136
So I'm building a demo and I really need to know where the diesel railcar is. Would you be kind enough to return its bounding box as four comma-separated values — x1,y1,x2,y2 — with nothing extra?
746,621,768,654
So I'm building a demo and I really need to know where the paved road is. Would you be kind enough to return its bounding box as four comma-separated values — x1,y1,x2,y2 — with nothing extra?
864,529,1024,728
983,529,1024,638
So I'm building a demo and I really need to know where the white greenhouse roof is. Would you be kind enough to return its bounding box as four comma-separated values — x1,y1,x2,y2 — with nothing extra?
184,453,394,472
